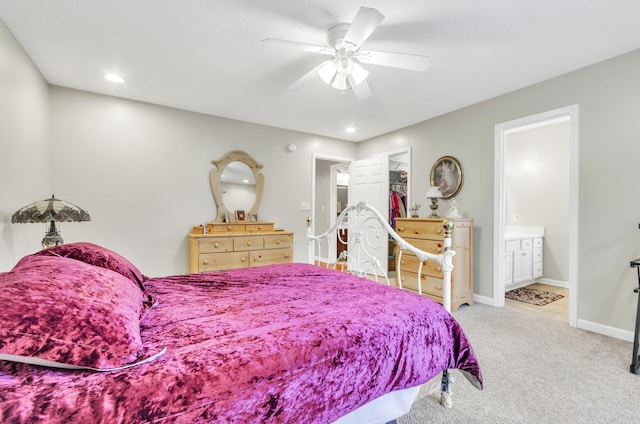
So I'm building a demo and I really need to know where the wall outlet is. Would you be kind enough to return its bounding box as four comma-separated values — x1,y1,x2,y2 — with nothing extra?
514,214,520,222
301,201,311,211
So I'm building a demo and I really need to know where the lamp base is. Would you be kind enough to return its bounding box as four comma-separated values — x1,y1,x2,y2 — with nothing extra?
429,198,440,218
42,221,64,248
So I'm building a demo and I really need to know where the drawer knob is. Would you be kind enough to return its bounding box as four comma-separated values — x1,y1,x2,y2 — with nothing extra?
398,226,405,232
214,242,220,248
437,266,442,272
258,226,262,230
247,241,252,246
226,225,232,231
241,257,247,262
437,285,442,290
400,260,406,265
276,240,281,245
253,257,259,262
203,259,209,265
436,228,442,234
284,254,290,258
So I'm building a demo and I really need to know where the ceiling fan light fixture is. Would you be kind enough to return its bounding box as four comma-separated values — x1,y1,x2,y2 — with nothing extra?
318,61,337,85
331,74,348,90
350,62,369,85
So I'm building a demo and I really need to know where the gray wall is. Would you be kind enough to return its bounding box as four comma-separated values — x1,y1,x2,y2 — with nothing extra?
0,19,50,269
359,49,640,334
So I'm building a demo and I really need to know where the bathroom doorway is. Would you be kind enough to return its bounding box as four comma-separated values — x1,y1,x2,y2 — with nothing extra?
493,105,579,327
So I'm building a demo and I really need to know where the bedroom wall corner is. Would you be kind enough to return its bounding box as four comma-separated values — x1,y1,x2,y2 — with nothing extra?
0,18,51,271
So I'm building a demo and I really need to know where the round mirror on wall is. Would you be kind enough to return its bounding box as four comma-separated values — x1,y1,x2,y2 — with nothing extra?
210,151,264,222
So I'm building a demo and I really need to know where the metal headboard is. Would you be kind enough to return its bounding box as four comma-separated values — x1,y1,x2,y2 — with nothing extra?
306,201,456,312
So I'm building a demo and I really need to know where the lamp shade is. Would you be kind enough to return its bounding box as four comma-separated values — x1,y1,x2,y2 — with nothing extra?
12,195,91,248
12,195,90,224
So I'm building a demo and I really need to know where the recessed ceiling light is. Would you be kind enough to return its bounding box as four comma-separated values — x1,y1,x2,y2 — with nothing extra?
345,127,356,133
104,74,125,83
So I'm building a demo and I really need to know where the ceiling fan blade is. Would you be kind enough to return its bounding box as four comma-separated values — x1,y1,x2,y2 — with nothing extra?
262,37,333,55
357,50,430,71
348,76,372,100
343,7,385,48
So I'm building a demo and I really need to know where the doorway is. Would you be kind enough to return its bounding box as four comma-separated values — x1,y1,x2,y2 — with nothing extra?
493,105,579,327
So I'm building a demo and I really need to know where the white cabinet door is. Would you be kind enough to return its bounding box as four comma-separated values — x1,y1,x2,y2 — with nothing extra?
504,252,514,286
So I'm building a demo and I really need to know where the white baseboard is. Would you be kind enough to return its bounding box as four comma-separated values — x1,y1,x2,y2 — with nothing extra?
472,294,634,343
576,319,635,342
473,294,495,306
537,277,569,289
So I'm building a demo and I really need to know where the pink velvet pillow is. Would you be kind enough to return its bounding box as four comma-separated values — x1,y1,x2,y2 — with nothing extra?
33,242,148,289
0,255,152,370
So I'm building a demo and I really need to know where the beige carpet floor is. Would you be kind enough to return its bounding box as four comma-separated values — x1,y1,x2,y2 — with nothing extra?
398,303,640,424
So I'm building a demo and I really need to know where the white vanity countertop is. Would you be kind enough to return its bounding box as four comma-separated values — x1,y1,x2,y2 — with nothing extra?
504,225,545,240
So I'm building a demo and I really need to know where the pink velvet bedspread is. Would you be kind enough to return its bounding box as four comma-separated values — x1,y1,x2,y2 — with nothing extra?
0,263,482,423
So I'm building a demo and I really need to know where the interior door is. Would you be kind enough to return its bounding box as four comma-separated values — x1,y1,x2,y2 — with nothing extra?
348,156,389,274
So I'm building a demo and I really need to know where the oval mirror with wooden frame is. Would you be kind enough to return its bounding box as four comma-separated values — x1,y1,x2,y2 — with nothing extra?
210,150,264,222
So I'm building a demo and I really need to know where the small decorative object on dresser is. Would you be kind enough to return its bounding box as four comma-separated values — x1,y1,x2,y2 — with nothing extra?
235,210,246,222
426,186,443,218
395,217,474,311
189,222,293,273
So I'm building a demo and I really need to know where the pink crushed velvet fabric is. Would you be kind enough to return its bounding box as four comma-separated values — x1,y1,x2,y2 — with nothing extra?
0,263,482,423
0,256,151,370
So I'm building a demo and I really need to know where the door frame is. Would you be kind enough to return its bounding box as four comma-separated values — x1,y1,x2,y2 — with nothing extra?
311,152,354,236
493,105,579,327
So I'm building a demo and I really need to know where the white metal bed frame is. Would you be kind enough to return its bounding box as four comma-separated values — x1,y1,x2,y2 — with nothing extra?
306,201,458,415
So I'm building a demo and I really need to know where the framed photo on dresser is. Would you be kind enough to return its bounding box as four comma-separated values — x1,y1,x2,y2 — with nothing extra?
235,210,246,222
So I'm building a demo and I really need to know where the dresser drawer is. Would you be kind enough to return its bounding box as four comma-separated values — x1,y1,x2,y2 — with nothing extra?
520,238,533,249
250,248,292,266
533,247,543,263
397,253,444,278
234,236,264,251
199,251,248,272
245,223,275,232
397,271,445,297
211,224,245,233
397,238,444,254
198,237,233,253
264,234,293,249
396,220,446,239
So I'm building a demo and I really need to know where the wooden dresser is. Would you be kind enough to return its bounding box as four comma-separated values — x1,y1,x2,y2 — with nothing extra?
394,217,474,312
189,222,293,273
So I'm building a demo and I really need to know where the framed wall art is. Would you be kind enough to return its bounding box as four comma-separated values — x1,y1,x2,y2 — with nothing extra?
430,156,464,199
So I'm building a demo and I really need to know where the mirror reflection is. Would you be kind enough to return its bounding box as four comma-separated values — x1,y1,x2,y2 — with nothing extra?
221,161,256,213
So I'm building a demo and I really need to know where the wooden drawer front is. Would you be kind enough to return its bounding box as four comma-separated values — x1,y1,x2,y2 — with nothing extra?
199,252,248,272
245,223,275,232
397,253,444,278
397,272,445,297
198,238,233,253
250,248,292,266
234,236,264,251
264,234,293,249
211,224,245,233
397,238,444,254
396,220,445,240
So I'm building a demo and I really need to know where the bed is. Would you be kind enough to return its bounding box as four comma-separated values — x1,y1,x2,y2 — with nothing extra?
0,204,482,423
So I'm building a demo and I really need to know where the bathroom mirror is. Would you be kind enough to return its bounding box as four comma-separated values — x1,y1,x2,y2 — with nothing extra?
210,150,264,222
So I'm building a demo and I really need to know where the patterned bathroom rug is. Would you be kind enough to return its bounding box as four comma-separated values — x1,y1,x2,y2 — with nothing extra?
505,287,564,306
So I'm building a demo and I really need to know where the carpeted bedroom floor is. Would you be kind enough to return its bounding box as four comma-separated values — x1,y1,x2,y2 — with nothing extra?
399,303,640,424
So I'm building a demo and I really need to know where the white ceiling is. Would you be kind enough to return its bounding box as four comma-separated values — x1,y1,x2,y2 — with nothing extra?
2,0,640,142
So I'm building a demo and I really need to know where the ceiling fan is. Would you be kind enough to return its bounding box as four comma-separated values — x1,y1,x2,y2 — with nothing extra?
263,7,430,100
